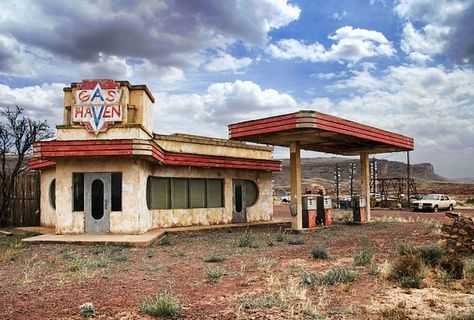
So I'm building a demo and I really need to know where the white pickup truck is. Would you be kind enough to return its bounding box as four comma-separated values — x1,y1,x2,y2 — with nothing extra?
410,194,456,212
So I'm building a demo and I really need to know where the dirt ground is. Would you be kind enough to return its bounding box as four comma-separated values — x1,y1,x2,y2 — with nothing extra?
0,207,473,320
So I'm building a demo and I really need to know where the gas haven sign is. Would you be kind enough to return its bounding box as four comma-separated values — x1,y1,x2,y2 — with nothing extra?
72,79,123,134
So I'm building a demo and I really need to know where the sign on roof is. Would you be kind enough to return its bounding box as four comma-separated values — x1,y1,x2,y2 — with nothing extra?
72,79,123,134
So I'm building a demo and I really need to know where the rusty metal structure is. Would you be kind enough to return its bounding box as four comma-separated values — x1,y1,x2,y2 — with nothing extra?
370,178,418,202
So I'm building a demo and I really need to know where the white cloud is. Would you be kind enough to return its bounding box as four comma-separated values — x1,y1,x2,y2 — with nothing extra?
154,80,298,137
268,26,395,63
395,0,472,62
0,83,64,127
206,53,253,72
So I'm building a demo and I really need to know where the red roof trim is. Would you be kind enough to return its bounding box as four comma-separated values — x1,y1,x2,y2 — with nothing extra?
228,110,414,151
30,139,280,171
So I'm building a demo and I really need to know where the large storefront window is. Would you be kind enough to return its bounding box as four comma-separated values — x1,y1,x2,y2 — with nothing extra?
147,177,224,210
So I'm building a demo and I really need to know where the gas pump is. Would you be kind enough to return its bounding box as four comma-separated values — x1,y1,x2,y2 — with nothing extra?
351,196,367,223
302,195,317,228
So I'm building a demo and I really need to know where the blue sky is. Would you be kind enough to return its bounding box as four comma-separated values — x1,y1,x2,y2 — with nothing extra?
0,0,473,178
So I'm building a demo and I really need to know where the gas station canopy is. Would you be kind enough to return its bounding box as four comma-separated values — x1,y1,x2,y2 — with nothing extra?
228,110,414,155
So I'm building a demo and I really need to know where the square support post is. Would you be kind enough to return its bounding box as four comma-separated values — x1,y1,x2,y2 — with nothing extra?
360,152,371,222
290,141,302,230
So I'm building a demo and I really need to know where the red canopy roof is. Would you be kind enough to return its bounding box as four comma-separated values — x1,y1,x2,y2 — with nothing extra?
228,110,414,155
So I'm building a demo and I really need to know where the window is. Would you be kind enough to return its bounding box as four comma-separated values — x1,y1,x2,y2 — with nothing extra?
189,179,206,208
49,179,56,209
73,173,84,211
147,177,224,210
111,172,122,211
207,179,224,208
244,180,259,207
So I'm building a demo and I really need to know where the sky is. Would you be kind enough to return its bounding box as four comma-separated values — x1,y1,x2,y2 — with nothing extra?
0,0,473,179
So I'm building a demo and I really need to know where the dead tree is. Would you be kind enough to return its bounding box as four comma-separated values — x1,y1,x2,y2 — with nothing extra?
0,106,53,227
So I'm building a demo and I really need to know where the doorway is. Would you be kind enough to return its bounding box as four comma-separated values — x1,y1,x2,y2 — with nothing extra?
84,173,111,233
232,180,247,223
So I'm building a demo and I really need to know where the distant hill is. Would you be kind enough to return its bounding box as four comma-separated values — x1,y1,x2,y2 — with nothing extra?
273,157,445,190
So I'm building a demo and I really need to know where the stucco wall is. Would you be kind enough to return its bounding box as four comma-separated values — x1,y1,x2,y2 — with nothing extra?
39,168,56,228
54,157,150,234
148,165,273,228
56,126,152,141
155,138,273,160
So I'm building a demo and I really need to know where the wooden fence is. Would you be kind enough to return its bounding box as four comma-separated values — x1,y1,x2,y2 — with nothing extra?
1,172,40,227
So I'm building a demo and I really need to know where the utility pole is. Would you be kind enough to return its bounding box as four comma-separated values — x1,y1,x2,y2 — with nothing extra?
407,151,411,208
371,157,378,194
349,162,355,199
334,164,340,209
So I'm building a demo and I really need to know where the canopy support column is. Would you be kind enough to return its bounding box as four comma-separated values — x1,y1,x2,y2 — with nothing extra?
360,152,371,222
290,141,302,230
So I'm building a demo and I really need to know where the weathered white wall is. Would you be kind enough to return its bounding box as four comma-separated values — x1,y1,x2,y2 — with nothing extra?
39,168,56,228
54,157,151,234
148,165,273,228
56,126,152,141
154,134,273,160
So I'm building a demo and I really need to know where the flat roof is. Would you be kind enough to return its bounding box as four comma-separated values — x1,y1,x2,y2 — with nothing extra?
228,110,414,155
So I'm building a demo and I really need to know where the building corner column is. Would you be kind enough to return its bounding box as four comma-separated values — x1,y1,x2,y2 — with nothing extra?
360,152,371,222
290,141,302,230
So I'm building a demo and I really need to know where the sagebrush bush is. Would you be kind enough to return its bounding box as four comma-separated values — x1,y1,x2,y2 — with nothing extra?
203,253,225,263
353,241,373,266
79,302,97,318
440,255,464,280
397,243,443,267
310,244,330,259
160,234,173,246
414,244,443,267
320,268,356,285
139,291,182,317
205,267,226,283
287,238,304,245
445,308,474,320
388,255,426,288
238,229,256,248
464,258,474,280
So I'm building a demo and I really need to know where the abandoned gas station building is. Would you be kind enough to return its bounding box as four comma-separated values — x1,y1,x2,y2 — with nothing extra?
29,79,414,235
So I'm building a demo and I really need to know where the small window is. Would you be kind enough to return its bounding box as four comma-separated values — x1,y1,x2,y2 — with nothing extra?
189,179,206,208
171,178,188,209
147,177,170,209
245,180,259,207
49,179,56,209
73,173,84,211
111,172,122,211
207,179,224,208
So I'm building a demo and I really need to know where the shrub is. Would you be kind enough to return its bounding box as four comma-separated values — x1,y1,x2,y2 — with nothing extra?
397,242,443,267
379,306,410,319
320,268,356,285
276,228,285,242
203,253,225,263
353,241,373,266
310,244,330,260
240,295,285,309
89,244,106,255
414,244,443,267
205,267,226,283
238,229,255,248
287,238,304,245
388,255,425,288
440,255,464,279
160,234,173,246
139,291,182,317
397,242,415,256
79,302,97,318
464,258,474,280
300,271,319,286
